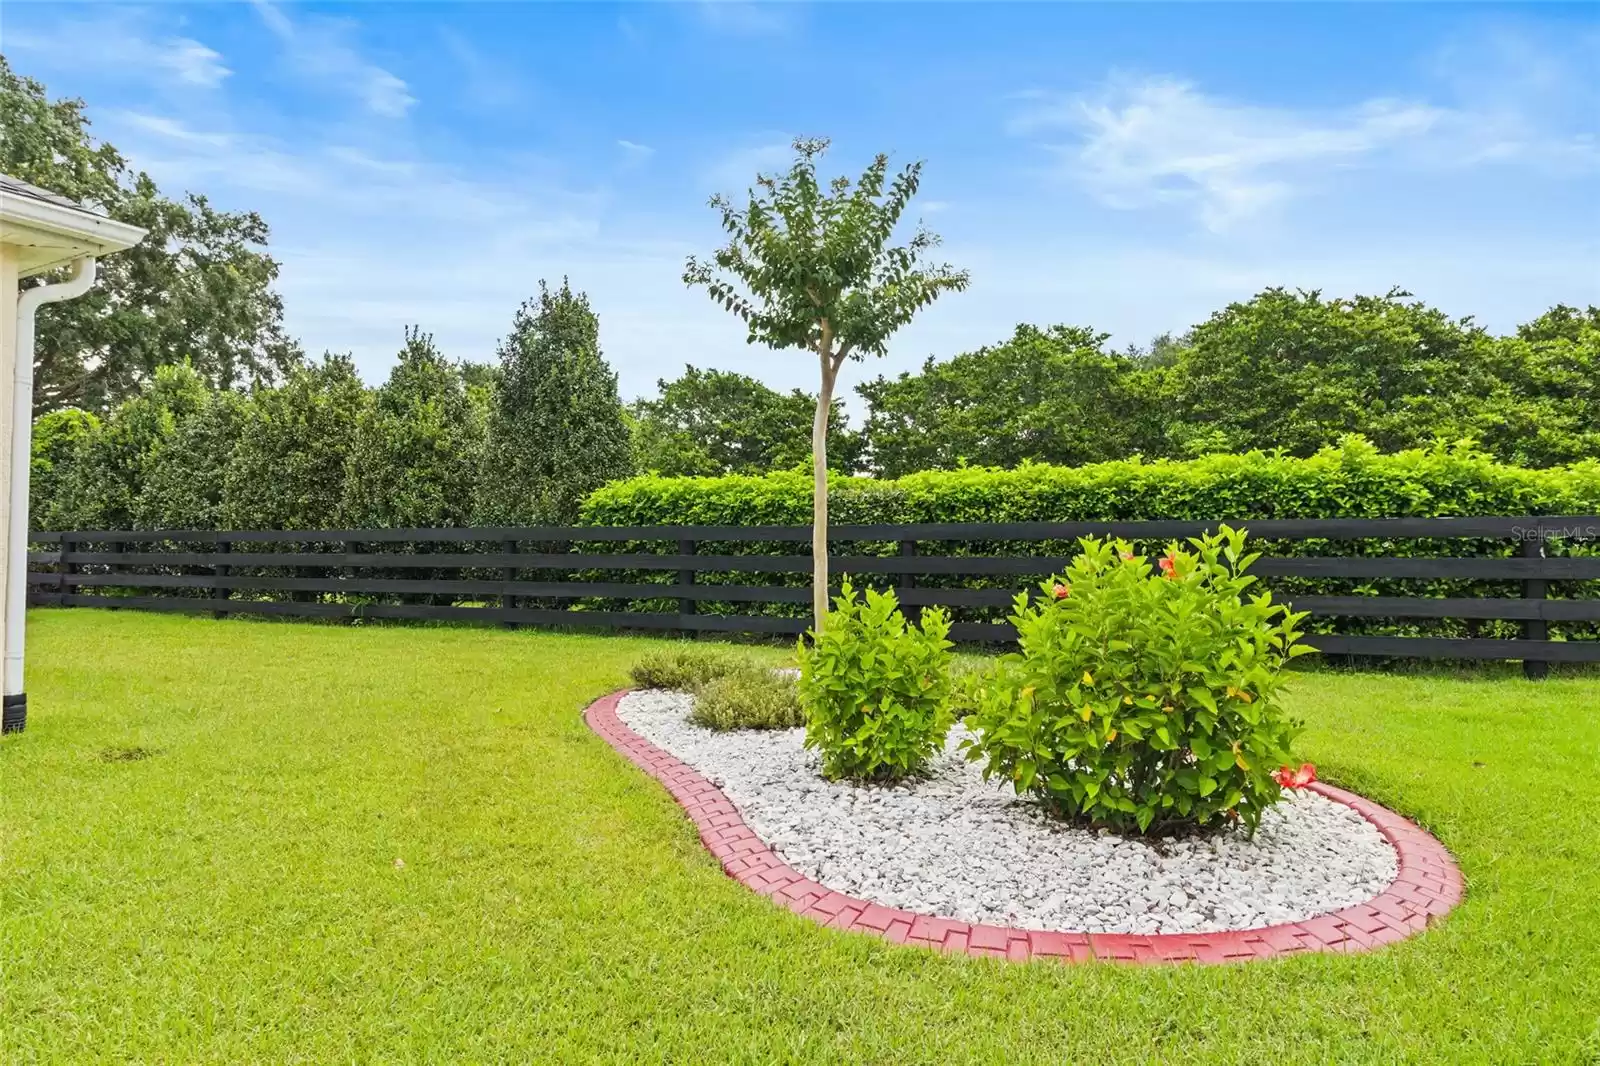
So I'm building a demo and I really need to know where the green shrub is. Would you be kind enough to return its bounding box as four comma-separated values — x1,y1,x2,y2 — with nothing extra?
581,439,1600,646
629,646,742,691
583,438,1596,529
950,658,996,719
56,363,208,530
797,582,955,781
690,666,804,730
962,527,1311,835
29,408,99,532
221,355,369,531
132,389,247,530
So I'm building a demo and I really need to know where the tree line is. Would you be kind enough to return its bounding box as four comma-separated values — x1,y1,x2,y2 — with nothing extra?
31,281,632,531
634,291,1599,477
32,282,1599,533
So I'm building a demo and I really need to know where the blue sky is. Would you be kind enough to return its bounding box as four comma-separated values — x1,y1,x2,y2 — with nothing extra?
6,2,1598,408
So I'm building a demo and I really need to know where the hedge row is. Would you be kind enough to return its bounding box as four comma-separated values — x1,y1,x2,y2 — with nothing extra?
580,438,1600,642
582,438,1600,525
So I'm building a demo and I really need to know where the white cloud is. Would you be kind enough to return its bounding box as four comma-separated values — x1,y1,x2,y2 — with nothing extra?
1013,56,1600,232
253,1,415,118
439,29,528,111
117,112,234,149
4,20,230,89
693,1,797,37
1012,77,1444,232
158,38,231,88
617,139,656,161
700,141,795,194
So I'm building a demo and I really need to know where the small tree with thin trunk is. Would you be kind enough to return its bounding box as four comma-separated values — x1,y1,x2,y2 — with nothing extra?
685,137,969,628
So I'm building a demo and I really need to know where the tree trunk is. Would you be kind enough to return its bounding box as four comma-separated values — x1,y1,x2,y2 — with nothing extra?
811,355,836,632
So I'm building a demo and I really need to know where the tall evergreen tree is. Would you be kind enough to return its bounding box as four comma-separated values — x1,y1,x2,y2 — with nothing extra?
221,355,369,531
132,389,248,530
342,328,484,528
55,363,208,530
475,280,633,525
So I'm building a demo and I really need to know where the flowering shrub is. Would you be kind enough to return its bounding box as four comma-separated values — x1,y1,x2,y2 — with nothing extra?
797,582,955,781
1274,763,1317,789
962,526,1312,835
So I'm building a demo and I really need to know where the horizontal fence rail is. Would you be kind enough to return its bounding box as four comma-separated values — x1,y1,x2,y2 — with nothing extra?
27,516,1600,676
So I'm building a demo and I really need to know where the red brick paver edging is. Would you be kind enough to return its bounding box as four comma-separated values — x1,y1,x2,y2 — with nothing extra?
585,690,1463,964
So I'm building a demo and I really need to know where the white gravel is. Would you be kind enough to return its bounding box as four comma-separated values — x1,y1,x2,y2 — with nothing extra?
617,689,1399,934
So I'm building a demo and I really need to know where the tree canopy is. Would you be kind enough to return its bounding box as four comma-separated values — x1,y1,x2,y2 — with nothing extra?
853,291,1600,471
630,365,863,477
1,54,299,413
684,137,968,624
858,324,1161,477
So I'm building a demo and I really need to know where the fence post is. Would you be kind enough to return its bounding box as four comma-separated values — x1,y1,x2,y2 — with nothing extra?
59,534,75,606
678,538,697,640
107,539,124,611
1521,534,1548,680
898,539,921,625
344,538,361,622
212,538,231,619
554,539,573,615
501,539,519,630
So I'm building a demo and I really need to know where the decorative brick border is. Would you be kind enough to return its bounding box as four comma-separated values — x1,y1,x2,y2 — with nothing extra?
585,690,1463,964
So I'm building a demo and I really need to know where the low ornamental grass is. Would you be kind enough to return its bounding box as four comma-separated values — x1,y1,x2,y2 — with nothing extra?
689,667,804,731
630,644,803,730
629,645,743,691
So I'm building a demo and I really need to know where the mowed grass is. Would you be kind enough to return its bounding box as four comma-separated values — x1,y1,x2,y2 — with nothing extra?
4,611,1599,1064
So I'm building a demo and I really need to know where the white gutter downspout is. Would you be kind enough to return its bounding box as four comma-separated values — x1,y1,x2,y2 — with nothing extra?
4,256,95,732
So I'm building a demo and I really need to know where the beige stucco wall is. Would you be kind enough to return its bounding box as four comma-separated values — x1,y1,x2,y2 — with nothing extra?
0,244,19,656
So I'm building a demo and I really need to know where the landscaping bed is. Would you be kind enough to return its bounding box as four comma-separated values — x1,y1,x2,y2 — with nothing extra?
617,689,1398,934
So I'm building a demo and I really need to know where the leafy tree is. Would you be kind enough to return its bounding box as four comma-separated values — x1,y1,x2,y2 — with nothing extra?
1515,304,1600,344
631,365,863,476
1125,331,1191,369
1465,305,1600,466
857,324,1161,476
28,408,99,531
0,54,299,413
684,137,969,625
459,359,503,396
131,389,248,530
1160,288,1499,458
342,328,485,528
221,355,369,531
475,279,633,525
55,363,208,530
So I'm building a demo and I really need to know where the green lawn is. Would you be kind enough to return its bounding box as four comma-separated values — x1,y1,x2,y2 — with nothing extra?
4,610,1599,1064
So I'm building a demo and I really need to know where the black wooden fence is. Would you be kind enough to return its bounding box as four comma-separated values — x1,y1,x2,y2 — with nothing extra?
26,516,1600,676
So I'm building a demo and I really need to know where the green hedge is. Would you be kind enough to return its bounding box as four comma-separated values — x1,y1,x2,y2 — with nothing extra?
581,439,1600,643
584,439,1600,525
